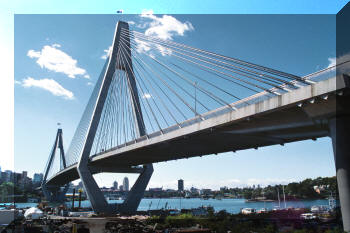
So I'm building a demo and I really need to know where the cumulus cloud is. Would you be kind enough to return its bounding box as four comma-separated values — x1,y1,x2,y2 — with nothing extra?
140,12,194,40
27,44,88,79
52,43,61,48
140,13,194,40
101,45,112,60
133,11,194,57
86,82,94,86
327,57,336,69
21,77,74,100
141,9,154,15
134,38,151,54
156,44,172,56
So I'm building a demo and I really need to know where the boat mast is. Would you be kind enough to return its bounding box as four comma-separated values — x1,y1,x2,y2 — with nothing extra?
277,187,281,208
282,185,286,209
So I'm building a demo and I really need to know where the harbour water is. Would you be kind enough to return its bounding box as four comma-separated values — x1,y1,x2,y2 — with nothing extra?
12,198,329,214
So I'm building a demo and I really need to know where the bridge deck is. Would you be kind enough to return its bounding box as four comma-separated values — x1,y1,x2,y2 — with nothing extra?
47,75,347,186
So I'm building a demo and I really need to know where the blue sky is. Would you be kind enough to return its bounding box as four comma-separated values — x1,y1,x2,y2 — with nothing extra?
2,0,348,190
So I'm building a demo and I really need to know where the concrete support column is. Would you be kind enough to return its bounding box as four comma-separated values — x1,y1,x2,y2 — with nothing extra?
119,164,153,214
329,116,350,232
42,184,69,203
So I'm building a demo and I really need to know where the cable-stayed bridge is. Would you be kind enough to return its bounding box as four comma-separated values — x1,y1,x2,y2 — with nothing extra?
41,21,350,228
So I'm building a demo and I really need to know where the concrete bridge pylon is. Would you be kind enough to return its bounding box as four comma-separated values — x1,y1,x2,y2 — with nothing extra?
76,21,153,215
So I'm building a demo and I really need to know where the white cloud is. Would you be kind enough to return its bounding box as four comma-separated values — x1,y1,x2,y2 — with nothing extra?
87,82,94,86
141,9,154,16
142,93,152,99
127,21,136,25
135,38,151,54
140,13,194,40
27,44,88,79
52,43,61,48
14,80,21,85
149,53,155,59
21,77,74,100
156,44,172,56
134,12,194,58
327,57,336,68
101,45,112,60
323,54,350,74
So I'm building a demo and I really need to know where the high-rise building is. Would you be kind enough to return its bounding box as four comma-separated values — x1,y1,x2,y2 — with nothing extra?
33,173,43,184
4,170,12,182
77,181,83,188
178,179,184,191
22,171,27,179
113,181,118,190
123,177,129,191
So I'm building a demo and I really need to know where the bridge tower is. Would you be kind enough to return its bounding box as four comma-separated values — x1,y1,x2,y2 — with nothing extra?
41,128,69,202
330,113,350,232
331,4,350,232
76,21,153,214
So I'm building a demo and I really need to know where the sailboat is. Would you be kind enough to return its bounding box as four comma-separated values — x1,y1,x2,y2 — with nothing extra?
282,185,287,209
273,187,281,211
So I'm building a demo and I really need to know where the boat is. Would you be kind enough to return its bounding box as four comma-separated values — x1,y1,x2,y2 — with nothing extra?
328,193,337,210
310,205,329,213
106,196,121,201
191,206,214,216
257,208,268,213
241,208,256,214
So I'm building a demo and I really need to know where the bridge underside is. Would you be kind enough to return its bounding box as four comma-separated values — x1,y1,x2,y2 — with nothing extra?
47,74,348,188
47,83,339,186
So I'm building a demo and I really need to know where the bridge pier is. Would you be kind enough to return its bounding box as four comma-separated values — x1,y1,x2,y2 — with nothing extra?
42,184,69,203
41,128,69,203
330,116,350,232
77,162,113,214
118,164,153,214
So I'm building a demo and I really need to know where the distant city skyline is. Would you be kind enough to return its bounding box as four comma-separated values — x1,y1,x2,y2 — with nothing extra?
11,11,343,190
0,166,338,192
